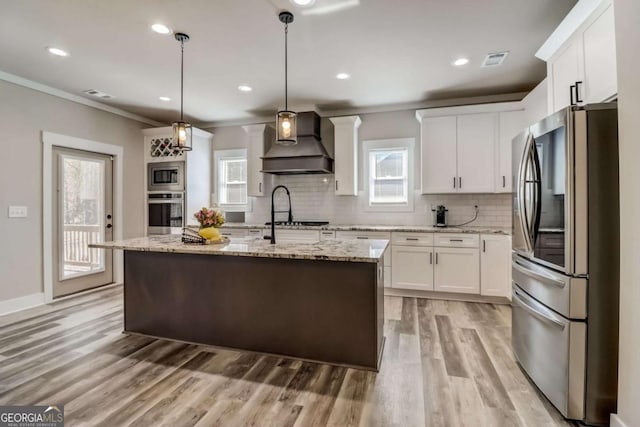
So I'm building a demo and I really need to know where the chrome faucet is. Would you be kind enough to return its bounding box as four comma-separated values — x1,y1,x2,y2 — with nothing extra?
270,185,293,244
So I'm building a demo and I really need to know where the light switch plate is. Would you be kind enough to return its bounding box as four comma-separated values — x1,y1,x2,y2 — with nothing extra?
8,206,28,218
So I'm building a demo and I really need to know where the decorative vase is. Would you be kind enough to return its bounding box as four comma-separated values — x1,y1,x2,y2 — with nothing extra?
198,226,221,241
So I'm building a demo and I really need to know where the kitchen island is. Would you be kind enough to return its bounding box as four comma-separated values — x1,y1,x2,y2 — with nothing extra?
91,235,387,371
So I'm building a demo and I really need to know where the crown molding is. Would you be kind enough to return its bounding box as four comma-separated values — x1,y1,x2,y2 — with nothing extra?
201,92,528,129
535,0,607,61
0,70,165,126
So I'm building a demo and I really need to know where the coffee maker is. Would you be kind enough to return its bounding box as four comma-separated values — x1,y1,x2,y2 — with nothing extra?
432,205,448,227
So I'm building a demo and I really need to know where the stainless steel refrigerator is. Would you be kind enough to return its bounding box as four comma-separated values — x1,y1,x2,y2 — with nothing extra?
511,103,619,426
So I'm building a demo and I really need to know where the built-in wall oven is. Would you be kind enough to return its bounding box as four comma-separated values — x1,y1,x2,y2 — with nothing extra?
147,193,184,235
148,161,185,192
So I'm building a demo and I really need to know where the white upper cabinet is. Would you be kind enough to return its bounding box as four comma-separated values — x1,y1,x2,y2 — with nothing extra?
329,116,361,196
419,116,458,194
417,104,524,194
497,110,526,193
582,4,617,104
243,124,272,197
456,114,496,193
540,0,617,114
549,41,584,112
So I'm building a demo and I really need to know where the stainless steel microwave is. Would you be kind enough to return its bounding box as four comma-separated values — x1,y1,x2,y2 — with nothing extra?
148,161,185,192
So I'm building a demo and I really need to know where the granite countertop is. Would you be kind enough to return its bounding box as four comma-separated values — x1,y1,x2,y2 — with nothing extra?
221,223,511,235
90,235,388,263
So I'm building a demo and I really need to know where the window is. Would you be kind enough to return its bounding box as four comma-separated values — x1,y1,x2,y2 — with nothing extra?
369,149,409,205
215,149,248,209
363,138,414,212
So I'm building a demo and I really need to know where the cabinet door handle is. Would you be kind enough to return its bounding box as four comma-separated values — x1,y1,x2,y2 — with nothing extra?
450,239,464,242
502,175,506,188
570,84,576,106
259,182,262,193
356,236,368,240
483,240,486,252
435,253,438,264
406,237,419,241
453,177,456,189
459,177,462,189
575,81,583,103
430,252,433,264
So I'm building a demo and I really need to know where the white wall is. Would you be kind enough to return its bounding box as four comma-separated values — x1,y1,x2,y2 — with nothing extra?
0,80,147,303
613,1,640,426
522,78,549,127
208,108,512,228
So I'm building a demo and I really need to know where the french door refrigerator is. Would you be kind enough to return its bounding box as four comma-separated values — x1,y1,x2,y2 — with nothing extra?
511,104,619,426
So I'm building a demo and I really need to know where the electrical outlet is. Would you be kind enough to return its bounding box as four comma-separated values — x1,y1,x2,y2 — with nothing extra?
8,206,28,218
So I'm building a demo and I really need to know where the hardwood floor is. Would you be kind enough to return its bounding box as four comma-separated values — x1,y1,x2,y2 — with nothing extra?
0,285,574,427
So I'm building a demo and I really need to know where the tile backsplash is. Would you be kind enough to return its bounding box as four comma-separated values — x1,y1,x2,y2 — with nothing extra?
243,175,512,228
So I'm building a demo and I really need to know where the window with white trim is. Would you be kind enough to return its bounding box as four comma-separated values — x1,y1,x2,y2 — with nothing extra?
363,138,415,212
215,149,248,209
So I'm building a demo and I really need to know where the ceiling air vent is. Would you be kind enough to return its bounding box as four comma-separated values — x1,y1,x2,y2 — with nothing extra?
83,89,114,99
481,52,509,67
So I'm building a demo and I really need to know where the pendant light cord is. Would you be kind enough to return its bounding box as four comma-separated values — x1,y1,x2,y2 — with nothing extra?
284,22,288,111
180,39,184,121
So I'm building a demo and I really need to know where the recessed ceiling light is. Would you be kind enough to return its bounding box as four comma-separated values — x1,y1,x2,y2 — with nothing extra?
237,85,253,92
47,47,69,57
151,24,172,34
336,73,350,80
292,0,315,6
453,57,470,66
159,96,171,101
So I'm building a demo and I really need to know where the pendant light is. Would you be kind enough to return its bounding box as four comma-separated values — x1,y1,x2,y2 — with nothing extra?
276,11,297,145
171,32,193,151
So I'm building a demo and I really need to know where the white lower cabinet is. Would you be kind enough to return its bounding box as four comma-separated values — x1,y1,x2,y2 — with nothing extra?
391,246,434,290
434,247,480,294
480,234,512,298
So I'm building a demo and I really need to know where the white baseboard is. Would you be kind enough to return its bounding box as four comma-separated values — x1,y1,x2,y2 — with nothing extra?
611,414,630,427
0,292,45,316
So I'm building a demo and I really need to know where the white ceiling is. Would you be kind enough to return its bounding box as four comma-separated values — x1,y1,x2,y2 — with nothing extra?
0,0,576,125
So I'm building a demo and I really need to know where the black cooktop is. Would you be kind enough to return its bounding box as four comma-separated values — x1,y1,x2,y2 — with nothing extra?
265,221,330,226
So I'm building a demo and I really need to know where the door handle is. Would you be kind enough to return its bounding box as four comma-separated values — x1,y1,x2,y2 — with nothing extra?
435,253,438,264
335,180,339,191
259,182,262,193
483,240,486,252
570,84,576,106
459,177,462,189
513,259,566,288
106,224,113,229
518,134,535,253
575,81,583,103
453,177,456,189
502,176,506,188
430,252,433,264
513,290,566,330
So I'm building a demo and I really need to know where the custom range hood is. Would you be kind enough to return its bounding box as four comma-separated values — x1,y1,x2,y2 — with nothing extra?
262,111,334,175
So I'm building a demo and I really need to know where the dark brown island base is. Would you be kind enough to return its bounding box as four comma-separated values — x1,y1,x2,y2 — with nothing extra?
91,235,387,371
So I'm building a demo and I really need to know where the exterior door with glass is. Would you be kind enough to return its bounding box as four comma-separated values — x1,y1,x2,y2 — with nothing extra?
52,147,114,298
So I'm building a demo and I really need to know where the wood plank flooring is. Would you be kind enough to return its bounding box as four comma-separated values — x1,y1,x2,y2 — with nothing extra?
0,285,575,427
